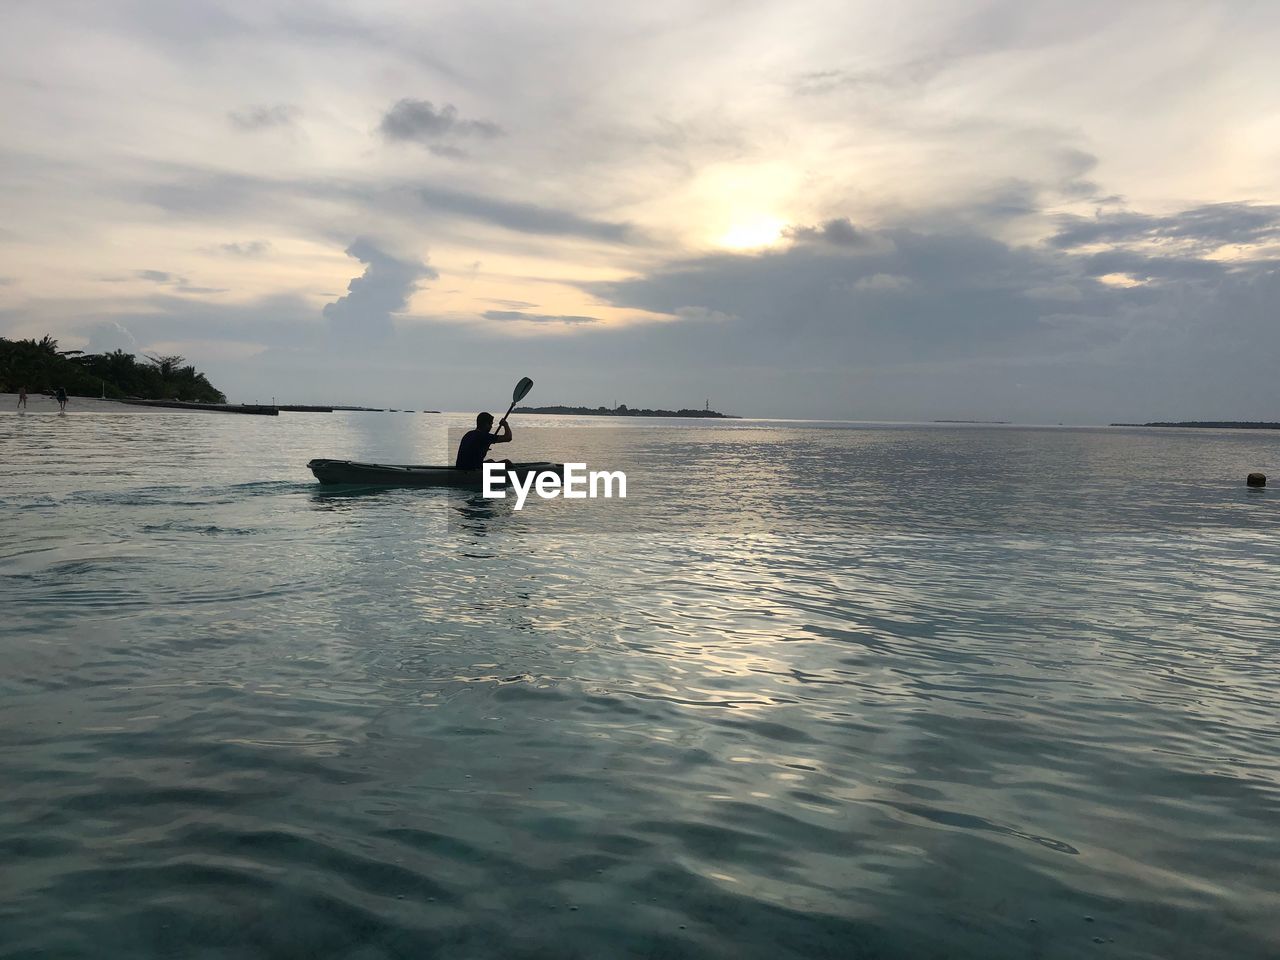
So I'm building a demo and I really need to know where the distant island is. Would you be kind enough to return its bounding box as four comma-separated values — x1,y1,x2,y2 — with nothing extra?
1111,421,1280,430
515,404,738,419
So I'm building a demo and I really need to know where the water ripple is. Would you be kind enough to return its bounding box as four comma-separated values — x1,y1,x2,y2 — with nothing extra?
2,414,1279,958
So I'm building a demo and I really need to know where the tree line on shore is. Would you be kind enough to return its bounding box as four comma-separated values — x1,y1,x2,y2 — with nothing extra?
0,336,226,403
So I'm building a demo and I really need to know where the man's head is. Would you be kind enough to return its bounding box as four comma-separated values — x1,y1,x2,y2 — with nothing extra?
476,412,494,430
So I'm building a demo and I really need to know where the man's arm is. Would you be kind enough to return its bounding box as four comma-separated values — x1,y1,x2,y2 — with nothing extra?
492,418,513,443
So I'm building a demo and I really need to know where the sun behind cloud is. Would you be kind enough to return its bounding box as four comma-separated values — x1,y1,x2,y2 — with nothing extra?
716,216,788,250
680,160,799,252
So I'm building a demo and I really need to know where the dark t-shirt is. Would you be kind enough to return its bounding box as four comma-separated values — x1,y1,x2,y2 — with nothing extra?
455,428,494,470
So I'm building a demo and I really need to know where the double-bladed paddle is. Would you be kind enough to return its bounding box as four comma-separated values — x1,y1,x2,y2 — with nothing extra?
498,376,533,428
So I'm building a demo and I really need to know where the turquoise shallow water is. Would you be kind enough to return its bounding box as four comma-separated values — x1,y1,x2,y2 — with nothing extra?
1,412,1278,959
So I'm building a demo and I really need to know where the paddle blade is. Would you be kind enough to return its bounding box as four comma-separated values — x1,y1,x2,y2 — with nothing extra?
512,376,534,403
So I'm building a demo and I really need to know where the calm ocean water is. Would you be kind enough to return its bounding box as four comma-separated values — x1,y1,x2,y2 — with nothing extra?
1,411,1278,959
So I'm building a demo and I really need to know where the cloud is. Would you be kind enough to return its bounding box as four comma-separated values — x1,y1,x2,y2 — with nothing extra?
1050,203,1280,251
10,200,1279,421
380,99,503,153
947,171,1101,226
972,178,1041,219
229,104,300,130
853,273,912,292
417,184,639,244
784,217,869,247
136,169,271,218
6,1,1280,423
134,270,226,295
218,240,272,258
585,230,1093,367
421,144,467,159
585,209,1280,381
1023,283,1084,302
69,293,319,353
1080,250,1228,282
129,165,640,244
322,238,437,340
791,58,942,97
483,310,599,325
673,306,737,324
565,202,1280,419
85,320,138,355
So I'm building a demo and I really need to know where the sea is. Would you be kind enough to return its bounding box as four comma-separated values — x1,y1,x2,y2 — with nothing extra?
1,411,1277,959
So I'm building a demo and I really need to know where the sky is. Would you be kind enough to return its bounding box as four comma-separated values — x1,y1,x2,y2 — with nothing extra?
1,0,1278,421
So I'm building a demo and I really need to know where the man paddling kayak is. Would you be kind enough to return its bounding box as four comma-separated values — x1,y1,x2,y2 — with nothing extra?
455,412,513,470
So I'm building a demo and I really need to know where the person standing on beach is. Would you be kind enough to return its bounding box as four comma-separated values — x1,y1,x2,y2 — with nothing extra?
55,386,68,412
17,386,27,409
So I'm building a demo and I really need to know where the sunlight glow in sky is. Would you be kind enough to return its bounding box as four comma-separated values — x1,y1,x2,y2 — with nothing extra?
716,219,788,251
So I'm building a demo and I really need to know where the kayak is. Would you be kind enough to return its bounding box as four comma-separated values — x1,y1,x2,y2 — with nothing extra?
307,458,564,488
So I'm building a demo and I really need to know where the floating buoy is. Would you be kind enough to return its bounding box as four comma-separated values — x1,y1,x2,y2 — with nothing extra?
1247,473,1266,487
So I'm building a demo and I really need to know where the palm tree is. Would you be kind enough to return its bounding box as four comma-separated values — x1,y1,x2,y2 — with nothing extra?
146,354,187,378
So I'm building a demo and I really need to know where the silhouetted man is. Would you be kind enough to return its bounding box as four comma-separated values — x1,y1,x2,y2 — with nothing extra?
455,412,512,470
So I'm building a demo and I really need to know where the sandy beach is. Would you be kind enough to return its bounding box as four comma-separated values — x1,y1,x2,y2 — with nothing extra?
1,393,177,414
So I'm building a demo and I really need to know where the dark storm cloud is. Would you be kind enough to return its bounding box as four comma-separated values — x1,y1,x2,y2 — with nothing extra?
483,310,599,325
1050,202,1280,250
228,104,300,130
322,238,437,339
380,99,503,146
784,217,869,247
